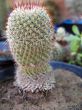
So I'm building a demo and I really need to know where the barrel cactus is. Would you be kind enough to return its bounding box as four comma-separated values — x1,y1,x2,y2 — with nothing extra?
6,2,55,93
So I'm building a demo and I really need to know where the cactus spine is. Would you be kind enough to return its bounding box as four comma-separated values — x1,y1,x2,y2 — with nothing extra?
6,4,55,92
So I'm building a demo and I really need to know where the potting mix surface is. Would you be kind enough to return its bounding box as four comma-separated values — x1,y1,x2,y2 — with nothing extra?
0,69,82,110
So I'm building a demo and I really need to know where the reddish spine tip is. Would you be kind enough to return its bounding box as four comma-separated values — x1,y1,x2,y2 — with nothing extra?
13,0,40,9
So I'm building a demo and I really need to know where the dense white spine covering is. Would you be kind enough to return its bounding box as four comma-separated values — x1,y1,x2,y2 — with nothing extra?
16,65,55,92
6,7,55,92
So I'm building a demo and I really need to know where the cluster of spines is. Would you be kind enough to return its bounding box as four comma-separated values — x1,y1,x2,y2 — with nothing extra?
6,7,54,75
12,0,42,9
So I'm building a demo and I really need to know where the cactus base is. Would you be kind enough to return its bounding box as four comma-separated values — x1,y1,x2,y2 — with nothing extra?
15,66,55,93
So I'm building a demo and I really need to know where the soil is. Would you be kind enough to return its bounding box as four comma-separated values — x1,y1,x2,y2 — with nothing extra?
0,69,82,110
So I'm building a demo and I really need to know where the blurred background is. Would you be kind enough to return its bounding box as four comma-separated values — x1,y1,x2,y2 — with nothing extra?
0,0,13,32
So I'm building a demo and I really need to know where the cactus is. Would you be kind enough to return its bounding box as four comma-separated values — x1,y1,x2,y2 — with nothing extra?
52,42,64,61
6,2,55,92
56,27,66,37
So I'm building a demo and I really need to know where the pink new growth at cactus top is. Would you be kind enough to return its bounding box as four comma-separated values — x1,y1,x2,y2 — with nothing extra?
13,0,41,9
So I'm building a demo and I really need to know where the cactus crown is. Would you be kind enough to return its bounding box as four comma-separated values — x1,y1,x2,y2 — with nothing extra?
6,1,54,75
12,0,43,9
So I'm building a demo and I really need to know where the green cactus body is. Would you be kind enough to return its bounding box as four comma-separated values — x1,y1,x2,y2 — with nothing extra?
6,6,55,92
